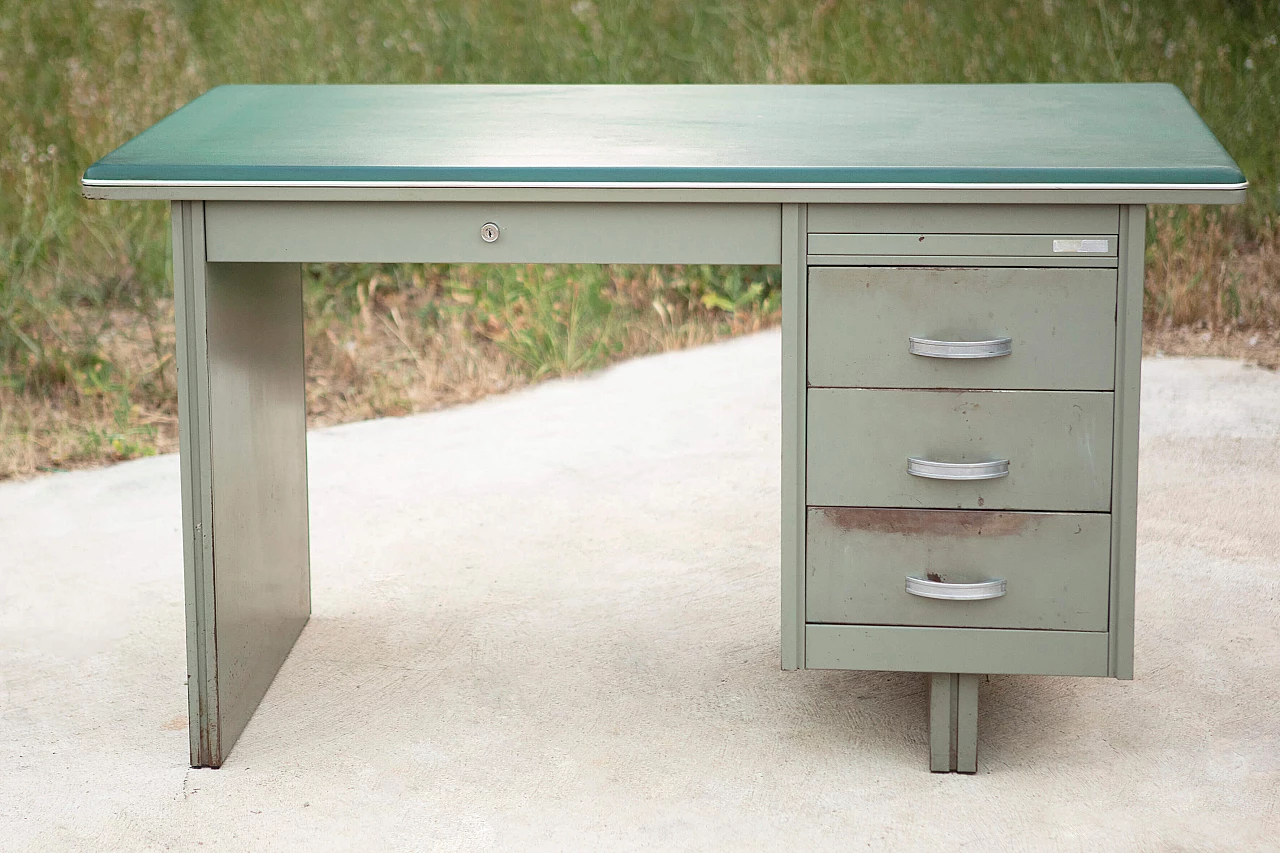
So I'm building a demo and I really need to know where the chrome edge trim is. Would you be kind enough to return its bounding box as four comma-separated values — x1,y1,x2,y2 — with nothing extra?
81,178,1252,191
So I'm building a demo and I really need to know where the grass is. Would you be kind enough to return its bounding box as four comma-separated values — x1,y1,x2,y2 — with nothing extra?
1,0,1278,479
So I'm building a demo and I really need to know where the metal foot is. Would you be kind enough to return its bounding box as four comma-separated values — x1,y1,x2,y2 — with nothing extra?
928,673,980,773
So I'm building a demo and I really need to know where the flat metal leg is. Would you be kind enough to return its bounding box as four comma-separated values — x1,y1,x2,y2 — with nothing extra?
173,202,311,768
928,673,955,771
928,673,980,773
955,674,979,773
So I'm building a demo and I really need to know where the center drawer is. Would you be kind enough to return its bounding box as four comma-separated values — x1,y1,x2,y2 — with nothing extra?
807,388,1113,511
808,266,1117,390
806,507,1111,631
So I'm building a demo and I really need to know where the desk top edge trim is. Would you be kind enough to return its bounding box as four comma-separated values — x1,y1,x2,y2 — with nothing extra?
82,179,1249,194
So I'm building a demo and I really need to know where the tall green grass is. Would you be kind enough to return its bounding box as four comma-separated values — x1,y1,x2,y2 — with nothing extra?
0,0,1276,472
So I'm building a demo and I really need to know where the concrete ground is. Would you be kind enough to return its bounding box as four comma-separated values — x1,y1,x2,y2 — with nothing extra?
1,330,1278,852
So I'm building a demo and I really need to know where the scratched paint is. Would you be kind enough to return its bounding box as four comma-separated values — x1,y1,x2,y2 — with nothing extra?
816,507,1031,538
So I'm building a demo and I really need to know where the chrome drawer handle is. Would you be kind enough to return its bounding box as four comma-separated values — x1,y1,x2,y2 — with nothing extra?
907,458,1009,480
906,576,1007,601
908,337,1012,359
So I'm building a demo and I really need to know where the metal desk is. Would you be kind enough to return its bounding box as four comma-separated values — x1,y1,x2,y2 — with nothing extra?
83,84,1245,771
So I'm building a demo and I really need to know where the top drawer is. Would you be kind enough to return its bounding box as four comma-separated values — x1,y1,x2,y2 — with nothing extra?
808,267,1117,390
805,205,1120,268
808,233,1116,265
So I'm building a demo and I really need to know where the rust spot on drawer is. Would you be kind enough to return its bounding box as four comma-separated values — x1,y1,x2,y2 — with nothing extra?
817,507,1029,537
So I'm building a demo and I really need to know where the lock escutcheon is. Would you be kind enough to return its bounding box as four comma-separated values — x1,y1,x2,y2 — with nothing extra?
480,222,500,243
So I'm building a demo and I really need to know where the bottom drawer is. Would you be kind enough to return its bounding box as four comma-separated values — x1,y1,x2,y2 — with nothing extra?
806,507,1111,630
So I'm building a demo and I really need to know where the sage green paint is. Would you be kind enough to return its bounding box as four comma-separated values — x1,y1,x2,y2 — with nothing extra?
807,233,1116,259
173,200,312,768
84,84,1244,190
806,508,1111,630
77,83,1245,771
807,254,1118,268
807,267,1118,390
805,625,1110,676
780,204,807,671
203,260,312,769
172,201,217,766
928,673,979,773
204,201,782,264
1110,206,1146,680
806,389,1115,511
928,674,955,772
807,204,1119,235
955,674,979,774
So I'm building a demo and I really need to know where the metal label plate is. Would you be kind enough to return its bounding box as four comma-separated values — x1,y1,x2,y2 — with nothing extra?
1053,238,1111,253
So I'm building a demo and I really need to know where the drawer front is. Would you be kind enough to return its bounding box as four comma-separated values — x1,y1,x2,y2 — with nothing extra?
204,201,783,264
807,389,1113,511
806,507,1111,630
808,233,1117,259
808,267,1117,390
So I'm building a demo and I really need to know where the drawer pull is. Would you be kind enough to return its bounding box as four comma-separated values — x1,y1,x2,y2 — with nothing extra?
907,458,1010,480
908,337,1012,359
906,576,1007,601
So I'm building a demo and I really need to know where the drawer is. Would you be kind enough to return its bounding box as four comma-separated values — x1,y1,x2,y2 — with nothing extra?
204,201,783,264
807,267,1117,390
806,507,1111,631
808,233,1117,260
807,389,1113,511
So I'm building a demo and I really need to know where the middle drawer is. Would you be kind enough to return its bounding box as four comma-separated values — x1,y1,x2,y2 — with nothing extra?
807,388,1114,511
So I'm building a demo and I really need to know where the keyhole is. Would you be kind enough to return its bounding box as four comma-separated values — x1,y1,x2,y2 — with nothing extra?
480,222,500,243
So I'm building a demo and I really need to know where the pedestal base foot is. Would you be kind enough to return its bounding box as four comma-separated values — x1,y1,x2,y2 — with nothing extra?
928,673,980,773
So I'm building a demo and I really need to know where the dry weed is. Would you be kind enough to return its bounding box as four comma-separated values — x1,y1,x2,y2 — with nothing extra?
0,263,779,480
1146,206,1280,331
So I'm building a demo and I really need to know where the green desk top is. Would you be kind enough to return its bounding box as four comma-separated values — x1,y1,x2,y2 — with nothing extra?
82,84,1245,198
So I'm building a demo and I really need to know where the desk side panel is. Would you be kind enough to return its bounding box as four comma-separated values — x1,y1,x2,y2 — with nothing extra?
203,261,312,763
